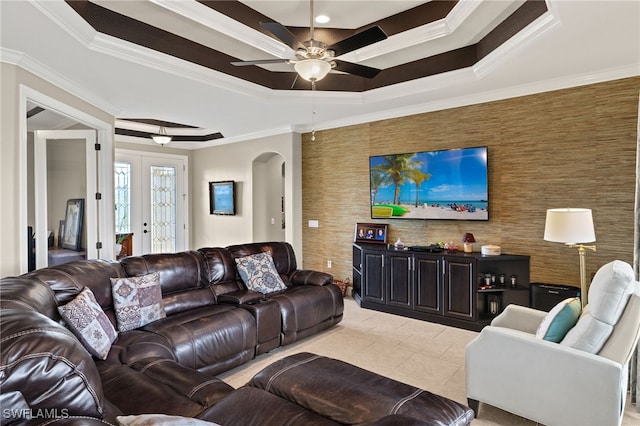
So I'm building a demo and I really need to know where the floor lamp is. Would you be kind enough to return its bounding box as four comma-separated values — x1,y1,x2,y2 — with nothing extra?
543,208,597,308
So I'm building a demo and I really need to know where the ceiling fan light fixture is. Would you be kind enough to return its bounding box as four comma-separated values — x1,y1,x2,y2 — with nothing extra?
151,126,172,145
294,59,331,82
315,14,330,24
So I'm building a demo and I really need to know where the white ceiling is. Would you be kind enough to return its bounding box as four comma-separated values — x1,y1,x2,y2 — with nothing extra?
2,1,639,149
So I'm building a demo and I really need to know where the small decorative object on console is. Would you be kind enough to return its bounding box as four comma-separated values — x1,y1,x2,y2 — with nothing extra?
462,233,476,253
445,241,458,253
481,245,501,256
354,223,388,244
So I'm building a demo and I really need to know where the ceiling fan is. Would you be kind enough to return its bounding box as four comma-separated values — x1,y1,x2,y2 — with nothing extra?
231,0,388,83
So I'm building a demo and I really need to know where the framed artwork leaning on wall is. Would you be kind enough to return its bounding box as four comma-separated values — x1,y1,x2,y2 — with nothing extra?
62,198,84,251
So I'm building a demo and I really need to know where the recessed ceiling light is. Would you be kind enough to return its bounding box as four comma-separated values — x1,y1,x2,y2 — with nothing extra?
315,14,330,24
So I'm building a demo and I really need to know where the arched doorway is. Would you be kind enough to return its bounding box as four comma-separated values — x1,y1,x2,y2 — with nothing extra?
252,152,286,242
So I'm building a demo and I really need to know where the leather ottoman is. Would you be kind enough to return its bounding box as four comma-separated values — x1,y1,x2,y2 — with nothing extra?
201,352,474,425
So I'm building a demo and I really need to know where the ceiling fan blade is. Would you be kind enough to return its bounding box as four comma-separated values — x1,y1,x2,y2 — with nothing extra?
333,60,382,79
231,59,290,66
327,26,387,57
260,22,303,50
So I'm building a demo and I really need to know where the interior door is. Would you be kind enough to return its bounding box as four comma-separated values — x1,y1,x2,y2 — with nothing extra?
34,130,97,269
115,150,188,255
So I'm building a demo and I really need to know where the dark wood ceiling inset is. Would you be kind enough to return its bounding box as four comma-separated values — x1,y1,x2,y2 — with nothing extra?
65,0,547,92
115,127,224,142
120,118,199,129
27,106,45,118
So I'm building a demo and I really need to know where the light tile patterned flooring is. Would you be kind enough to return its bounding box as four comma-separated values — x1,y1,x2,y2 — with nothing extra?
218,298,640,425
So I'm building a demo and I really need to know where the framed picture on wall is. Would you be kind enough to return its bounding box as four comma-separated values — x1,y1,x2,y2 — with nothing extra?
62,198,84,251
209,181,236,215
354,223,388,244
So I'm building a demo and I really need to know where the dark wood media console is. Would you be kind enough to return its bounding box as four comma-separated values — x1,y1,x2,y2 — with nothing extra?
352,242,530,331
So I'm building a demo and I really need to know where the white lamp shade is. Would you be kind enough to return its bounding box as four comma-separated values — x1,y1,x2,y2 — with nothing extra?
294,59,331,81
152,135,172,145
544,208,596,243
151,126,172,145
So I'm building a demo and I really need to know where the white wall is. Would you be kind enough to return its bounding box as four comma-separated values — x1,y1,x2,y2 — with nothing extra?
1,63,113,277
253,153,286,242
191,132,303,261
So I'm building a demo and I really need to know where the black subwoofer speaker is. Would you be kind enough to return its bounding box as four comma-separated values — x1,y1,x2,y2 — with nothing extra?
530,283,580,311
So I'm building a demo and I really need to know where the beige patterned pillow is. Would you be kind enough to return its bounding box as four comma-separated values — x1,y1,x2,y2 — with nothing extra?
58,286,117,360
234,252,287,294
111,272,165,332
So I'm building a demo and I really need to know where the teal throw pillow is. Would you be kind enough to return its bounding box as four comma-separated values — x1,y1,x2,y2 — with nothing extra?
535,297,582,342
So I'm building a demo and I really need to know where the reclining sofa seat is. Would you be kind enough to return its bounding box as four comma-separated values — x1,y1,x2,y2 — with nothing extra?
215,242,344,345
120,251,257,375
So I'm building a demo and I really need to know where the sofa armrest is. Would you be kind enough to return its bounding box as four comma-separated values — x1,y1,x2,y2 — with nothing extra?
490,304,547,334
129,357,234,407
290,270,333,286
217,290,264,305
466,325,626,426
0,309,108,420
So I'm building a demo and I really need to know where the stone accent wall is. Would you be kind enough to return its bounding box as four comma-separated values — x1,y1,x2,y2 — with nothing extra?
302,77,640,288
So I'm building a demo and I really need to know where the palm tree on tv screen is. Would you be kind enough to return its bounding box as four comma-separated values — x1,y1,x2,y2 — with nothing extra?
372,154,423,205
406,168,431,207
370,170,391,205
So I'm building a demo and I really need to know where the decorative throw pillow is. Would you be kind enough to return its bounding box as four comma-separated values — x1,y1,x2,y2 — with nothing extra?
111,272,165,332
234,252,287,294
536,297,582,342
58,286,117,360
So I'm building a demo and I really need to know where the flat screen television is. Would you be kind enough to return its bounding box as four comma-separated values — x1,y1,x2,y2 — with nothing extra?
369,146,488,220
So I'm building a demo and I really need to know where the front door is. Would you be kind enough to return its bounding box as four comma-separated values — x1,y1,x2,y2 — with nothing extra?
115,150,188,255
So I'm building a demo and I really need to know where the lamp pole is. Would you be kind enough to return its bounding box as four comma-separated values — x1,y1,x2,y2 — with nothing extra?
570,243,597,308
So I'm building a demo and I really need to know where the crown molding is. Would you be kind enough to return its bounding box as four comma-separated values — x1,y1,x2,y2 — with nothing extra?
1,47,120,117
474,10,560,79
303,64,640,137
343,0,481,64
149,0,292,59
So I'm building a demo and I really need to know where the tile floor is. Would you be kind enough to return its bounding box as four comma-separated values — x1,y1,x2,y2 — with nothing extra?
218,298,640,425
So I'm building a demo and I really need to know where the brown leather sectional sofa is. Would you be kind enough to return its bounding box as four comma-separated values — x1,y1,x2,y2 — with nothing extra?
0,241,473,425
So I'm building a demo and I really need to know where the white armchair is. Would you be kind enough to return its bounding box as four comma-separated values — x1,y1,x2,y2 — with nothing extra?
466,260,640,426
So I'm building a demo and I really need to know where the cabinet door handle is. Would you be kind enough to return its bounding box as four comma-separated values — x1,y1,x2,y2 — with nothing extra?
549,290,560,294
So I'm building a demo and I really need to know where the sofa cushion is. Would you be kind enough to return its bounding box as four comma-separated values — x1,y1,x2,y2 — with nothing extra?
267,284,344,345
535,297,581,342
587,260,635,324
561,260,637,353
235,252,287,294
1,308,110,420
227,242,298,278
111,272,165,332
58,286,117,360
120,252,216,316
25,259,126,324
141,305,257,373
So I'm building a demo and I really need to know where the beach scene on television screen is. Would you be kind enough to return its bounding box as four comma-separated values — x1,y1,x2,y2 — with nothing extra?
370,146,488,220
